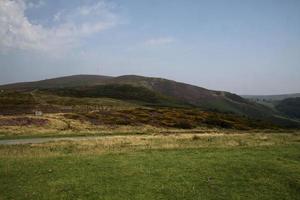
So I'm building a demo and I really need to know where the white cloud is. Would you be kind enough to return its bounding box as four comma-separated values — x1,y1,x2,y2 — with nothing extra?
144,37,175,46
0,0,45,51
53,11,63,22
0,0,118,53
78,1,110,16
26,0,45,9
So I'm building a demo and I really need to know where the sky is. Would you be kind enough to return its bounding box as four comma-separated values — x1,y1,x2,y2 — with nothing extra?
0,0,299,95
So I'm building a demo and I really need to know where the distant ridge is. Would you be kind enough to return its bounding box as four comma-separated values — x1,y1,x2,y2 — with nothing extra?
242,93,300,101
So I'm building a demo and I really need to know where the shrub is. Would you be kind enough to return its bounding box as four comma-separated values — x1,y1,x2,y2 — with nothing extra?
204,117,233,128
192,135,200,140
173,120,196,129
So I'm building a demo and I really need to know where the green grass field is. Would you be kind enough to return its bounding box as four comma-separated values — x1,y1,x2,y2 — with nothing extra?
0,133,299,200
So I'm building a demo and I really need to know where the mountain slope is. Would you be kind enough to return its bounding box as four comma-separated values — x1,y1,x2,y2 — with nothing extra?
0,75,112,90
275,97,300,119
105,75,275,118
242,93,300,101
1,74,298,127
42,84,185,107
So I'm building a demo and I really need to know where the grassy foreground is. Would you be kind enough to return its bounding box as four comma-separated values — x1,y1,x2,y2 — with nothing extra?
0,133,300,200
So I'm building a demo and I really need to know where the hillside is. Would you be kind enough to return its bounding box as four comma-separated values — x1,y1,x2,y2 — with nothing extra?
1,74,299,128
0,75,270,114
275,97,300,119
242,93,300,102
0,75,112,90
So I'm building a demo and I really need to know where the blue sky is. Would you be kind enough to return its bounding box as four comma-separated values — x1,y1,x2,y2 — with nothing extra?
0,0,299,95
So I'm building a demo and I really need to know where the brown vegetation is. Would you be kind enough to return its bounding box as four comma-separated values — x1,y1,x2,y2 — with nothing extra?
64,107,278,130
0,117,48,126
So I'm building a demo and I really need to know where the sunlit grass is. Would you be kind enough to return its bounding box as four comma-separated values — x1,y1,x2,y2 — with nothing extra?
0,134,299,200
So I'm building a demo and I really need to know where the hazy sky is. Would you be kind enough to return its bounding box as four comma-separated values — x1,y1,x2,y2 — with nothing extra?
0,0,299,95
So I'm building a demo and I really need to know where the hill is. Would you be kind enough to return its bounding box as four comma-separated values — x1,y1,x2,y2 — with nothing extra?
243,94,300,119
242,93,300,102
275,97,300,119
1,74,299,128
0,74,271,115
0,75,112,90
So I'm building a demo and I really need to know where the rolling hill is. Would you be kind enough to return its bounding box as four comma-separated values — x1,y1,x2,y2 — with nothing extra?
0,75,112,90
0,74,269,114
242,93,300,102
1,74,299,127
275,97,300,119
